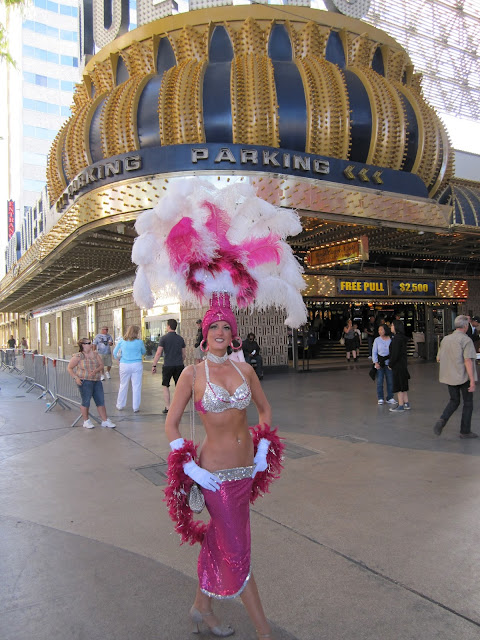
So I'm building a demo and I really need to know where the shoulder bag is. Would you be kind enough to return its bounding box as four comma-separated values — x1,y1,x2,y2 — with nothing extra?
188,365,205,514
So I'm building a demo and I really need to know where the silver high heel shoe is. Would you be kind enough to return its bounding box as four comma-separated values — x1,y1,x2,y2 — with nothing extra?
190,606,235,637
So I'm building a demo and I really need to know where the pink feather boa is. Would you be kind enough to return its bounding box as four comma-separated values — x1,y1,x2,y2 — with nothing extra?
163,440,207,546
249,424,285,504
164,425,285,545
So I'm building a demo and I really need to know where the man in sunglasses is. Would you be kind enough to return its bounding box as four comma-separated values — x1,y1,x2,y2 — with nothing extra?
93,326,114,380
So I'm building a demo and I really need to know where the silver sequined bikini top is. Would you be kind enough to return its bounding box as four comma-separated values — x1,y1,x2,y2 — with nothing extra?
195,359,252,414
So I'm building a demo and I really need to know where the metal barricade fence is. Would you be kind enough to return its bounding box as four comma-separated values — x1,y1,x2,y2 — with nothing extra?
0,350,6,370
38,357,57,402
14,349,25,374
4,349,21,374
25,354,47,395
18,352,35,388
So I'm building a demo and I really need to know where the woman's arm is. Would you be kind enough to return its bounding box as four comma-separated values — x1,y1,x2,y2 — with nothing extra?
113,340,122,359
248,368,272,426
388,340,398,368
165,365,195,443
95,353,105,374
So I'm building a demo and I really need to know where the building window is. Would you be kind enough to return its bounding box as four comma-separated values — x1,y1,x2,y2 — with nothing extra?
33,0,78,15
23,151,47,167
23,98,61,115
61,80,75,92
23,125,57,140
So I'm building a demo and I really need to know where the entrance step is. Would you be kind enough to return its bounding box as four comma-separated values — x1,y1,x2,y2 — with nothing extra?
306,338,415,359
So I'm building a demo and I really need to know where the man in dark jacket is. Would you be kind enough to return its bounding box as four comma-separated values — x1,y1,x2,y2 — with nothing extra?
243,332,264,379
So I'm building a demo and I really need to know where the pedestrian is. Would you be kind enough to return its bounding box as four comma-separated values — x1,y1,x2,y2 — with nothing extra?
193,318,204,364
20,337,28,349
67,338,116,429
365,314,376,360
243,332,264,379
342,319,357,362
165,301,283,640
113,325,146,413
372,324,396,405
469,315,480,348
151,319,185,414
7,335,16,348
434,315,477,438
388,319,411,412
93,326,114,380
353,322,362,356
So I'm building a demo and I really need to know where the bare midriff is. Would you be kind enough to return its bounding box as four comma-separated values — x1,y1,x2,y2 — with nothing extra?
198,410,254,472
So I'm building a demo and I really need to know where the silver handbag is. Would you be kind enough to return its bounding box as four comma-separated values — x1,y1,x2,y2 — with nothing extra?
187,366,205,514
188,482,205,514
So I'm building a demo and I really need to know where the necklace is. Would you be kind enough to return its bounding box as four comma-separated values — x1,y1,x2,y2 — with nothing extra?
206,352,229,364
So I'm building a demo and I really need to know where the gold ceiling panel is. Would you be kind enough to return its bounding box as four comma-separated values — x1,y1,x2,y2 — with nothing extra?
287,20,330,60
298,56,350,159
64,102,91,181
46,124,69,203
382,48,410,83
121,39,156,76
227,16,268,57
90,55,117,96
170,24,209,63
343,32,377,68
159,59,207,145
231,53,279,146
349,66,406,170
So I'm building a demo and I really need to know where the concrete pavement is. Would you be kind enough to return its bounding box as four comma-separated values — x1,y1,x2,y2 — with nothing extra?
1,359,480,640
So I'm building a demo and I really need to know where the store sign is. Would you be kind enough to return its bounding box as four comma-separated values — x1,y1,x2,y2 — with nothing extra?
55,144,428,212
391,280,436,296
337,278,388,295
7,200,15,240
308,237,368,268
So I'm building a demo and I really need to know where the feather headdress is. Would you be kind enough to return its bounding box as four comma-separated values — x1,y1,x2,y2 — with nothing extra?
132,178,307,328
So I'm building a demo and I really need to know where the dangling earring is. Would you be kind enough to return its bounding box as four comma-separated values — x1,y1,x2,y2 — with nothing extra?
230,337,242,351
200,340,209,353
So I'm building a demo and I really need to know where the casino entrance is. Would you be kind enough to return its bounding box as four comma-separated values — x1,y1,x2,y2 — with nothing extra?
290,297,459,368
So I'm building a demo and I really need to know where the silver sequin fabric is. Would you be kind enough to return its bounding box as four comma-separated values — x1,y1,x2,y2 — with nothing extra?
199,359,251,413
215,466,254,482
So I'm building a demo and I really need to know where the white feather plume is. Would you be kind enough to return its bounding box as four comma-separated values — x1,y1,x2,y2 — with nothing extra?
132,177,307,327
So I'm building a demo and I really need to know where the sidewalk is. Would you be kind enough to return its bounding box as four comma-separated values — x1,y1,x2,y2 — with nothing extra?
1,361,480,640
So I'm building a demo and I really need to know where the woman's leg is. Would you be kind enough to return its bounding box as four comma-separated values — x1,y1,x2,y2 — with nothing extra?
131,362,143,411
240,574,272,637
116,363,130,409
376,367,385,400
385,367,394,400
192,586,224,630
397,391,405,406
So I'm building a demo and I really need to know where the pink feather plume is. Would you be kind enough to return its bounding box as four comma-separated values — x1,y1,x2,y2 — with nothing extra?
243,233,283,268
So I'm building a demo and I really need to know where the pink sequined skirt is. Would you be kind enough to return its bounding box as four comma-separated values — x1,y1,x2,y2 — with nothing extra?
198,466,254,599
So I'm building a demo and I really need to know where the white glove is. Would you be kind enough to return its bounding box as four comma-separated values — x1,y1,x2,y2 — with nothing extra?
169,438,185,451
252,438,270,478
183,460,222,491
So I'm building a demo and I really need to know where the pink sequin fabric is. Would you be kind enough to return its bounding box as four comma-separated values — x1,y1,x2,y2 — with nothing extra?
198,467,254,599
